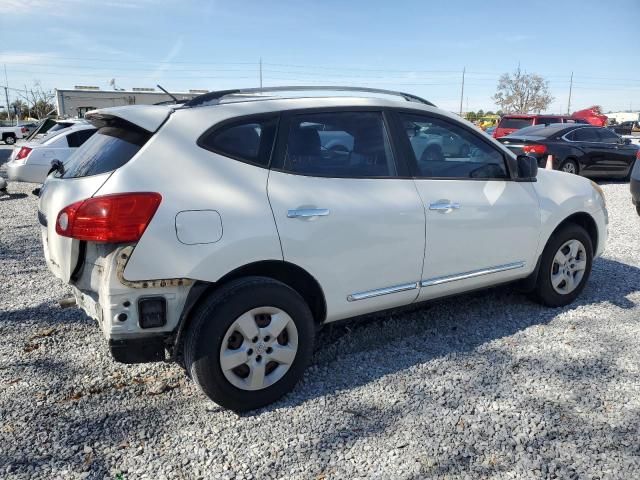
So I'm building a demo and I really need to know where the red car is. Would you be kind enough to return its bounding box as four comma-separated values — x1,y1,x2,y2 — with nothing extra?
493,114,586,139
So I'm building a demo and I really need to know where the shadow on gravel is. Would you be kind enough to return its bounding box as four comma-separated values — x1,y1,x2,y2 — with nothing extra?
2,301,90,326
0,192,28,201
262,257,640,409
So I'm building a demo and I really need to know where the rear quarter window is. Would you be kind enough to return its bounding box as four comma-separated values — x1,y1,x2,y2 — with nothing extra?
61,125,150,178
198,116,278,167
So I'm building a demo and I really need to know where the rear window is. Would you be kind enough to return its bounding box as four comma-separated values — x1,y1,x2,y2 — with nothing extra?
535,117,561,126
499,117,534,129
61,125,150,178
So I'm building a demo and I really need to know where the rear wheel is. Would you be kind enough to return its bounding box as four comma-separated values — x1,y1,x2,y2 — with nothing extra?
3,134,16,145
184,277,315,411
533,224,593,307
559,159,579,175
624,160,635,181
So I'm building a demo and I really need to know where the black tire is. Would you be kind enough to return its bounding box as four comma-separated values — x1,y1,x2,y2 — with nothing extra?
624,159,635,182
636,204,640,216
532,224,593,307
184,276,315,411
559,159,579,175
3,134,16,145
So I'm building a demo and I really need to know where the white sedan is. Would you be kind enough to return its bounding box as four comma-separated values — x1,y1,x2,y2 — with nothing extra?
6,124,96,184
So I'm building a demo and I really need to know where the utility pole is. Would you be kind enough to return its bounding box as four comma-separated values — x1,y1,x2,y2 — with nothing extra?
25,85,30,119
567,71,573,115
3,86,9,124
4,64,11,124
259,57,263,90
459,67,465,117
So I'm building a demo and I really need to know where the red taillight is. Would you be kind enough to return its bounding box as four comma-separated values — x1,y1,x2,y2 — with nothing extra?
15,146,32,162
523,144,547,155
21,127,27,133
636,149,640,161
55,192,162,243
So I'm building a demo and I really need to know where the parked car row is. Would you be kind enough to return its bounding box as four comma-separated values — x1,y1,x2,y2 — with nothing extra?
498,123,639,179
6,123,96,183
35,86,608,411
492,114,588,139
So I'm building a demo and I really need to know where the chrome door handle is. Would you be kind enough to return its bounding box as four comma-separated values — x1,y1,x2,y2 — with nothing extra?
287,208,330,218
429,201,460,213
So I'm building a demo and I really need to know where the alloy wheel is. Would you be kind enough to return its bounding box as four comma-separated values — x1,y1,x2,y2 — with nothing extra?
550,239,587,295
219,306,298,391
561,162,577,174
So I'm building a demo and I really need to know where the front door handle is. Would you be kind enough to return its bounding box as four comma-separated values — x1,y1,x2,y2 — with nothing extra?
429,201,461,213
287,208,330,218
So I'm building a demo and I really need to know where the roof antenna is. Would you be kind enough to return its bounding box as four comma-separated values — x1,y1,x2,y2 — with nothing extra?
157,84,178,103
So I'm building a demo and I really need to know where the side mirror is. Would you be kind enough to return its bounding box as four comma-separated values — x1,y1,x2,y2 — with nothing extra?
624,138,632,145
516,155,538,181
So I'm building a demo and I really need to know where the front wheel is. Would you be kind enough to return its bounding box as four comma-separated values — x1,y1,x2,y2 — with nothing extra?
533,224,593,307
184,277,315,411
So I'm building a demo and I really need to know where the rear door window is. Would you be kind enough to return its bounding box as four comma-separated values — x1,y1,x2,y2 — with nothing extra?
61,125,151,178
499,117,534,129
199,116,278,167
280,111,396,178
572,128,600,142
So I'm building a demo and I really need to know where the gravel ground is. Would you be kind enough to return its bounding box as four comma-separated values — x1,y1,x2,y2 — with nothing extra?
1,144,639,479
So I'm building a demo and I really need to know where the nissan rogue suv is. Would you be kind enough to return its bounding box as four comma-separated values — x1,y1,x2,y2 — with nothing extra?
38,86,608,411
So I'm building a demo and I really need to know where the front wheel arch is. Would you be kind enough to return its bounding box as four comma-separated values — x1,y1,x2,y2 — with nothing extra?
520,212,599,292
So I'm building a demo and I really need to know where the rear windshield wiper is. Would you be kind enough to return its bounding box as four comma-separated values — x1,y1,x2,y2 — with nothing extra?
50,159,65,176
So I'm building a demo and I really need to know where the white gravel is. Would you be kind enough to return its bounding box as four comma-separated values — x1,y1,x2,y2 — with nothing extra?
1,144,639,479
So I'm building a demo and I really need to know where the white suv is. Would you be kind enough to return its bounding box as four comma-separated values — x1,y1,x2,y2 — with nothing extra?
38,87,608,411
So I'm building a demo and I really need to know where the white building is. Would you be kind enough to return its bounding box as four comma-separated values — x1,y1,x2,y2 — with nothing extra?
55,86,207,118
606,111,640,124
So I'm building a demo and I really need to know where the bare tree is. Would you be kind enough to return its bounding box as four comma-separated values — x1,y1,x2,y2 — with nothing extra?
492,67,554,113
18,81,56,119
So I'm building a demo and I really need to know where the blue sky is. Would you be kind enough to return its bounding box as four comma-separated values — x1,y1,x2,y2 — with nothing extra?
1,0,638,114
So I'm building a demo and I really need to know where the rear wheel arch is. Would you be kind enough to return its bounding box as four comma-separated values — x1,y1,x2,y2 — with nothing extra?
173,260,326,359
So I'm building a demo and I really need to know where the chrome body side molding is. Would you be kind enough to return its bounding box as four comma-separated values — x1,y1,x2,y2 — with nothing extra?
421,261,526,287
347,282,419,302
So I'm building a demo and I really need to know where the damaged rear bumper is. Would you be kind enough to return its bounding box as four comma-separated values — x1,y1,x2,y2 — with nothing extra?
69,243,193,363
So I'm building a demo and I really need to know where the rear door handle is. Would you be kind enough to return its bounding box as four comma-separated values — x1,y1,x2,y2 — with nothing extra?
429,201,460,213
287,208,330,218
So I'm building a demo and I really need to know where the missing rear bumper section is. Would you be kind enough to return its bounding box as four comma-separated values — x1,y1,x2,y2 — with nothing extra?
68,243,193,363
109,336,167,363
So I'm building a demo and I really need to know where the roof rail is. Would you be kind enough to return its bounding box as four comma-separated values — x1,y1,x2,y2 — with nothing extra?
182,86,436,108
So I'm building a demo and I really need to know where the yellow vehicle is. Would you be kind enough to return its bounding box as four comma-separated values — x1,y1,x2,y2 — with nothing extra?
477,115,500,130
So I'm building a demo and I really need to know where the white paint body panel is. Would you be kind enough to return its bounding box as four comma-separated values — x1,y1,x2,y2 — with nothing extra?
414,179,541,301
268,171,425,321
95,107,283,282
